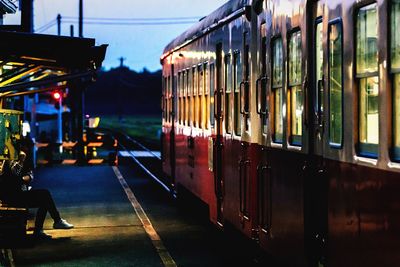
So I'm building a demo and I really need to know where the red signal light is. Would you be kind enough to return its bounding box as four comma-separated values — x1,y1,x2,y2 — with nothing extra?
53,91,61,100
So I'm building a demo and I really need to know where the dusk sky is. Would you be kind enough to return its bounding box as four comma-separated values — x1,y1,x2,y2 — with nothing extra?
4,0,228,71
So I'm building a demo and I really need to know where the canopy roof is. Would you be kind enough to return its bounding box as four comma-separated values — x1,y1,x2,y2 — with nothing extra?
0,31,107,97
0,0,17,14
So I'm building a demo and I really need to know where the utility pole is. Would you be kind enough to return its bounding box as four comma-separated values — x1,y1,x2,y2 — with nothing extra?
57,14,61,35
21,0,34,33
70,24,74,37
119,57,126,68
79,0,83,37
57,94,63,150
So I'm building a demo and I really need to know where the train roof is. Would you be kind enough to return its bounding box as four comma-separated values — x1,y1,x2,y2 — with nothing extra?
161,0,250,60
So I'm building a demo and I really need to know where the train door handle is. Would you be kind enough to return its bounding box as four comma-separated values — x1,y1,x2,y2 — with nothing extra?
256,76,269,116
239,159,251,221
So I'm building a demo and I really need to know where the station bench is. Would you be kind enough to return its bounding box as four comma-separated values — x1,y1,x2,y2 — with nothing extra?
0,203,28,248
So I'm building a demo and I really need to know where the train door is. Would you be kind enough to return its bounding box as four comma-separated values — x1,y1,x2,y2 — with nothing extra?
256,18,272,245
214,43,224,226
170,64,176,187
306,1,328,266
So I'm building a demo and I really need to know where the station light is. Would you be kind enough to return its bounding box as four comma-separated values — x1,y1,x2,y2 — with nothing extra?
52,91,62,100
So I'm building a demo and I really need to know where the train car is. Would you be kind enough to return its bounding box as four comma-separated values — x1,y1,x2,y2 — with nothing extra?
161,0,258,236
161,0,400,266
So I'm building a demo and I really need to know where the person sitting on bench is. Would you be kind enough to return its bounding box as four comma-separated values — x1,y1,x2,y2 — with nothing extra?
0,149,73,239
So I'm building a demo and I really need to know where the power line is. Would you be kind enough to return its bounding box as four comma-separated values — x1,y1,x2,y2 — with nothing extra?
35,19,57,33
62,16,201,22
34,15,200,34
62,19,197,26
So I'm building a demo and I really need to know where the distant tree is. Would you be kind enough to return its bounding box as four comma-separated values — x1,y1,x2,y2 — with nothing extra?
85,67,162,116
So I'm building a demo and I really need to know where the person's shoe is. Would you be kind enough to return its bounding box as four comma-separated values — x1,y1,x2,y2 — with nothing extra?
53,219,74,229
33,230,52,240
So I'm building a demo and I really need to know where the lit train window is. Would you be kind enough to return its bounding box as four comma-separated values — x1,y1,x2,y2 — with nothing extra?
204,62,209,130
193,66,198,127
393,0,400,159
328,21,343,147
357,4,379,156
163,76,167,121
315,20,323,130
243,40,250,132
260,23,268,134
198,65,203,128
191,67,196,127
225,54,232,134
188,69,193,126
182,71,186,125
210,63,215,128
272,38,283,143
234,51,242,136
178,71,182,125
167,76,171,123
288,30,303,145
185,69,190,126
393,0,400,70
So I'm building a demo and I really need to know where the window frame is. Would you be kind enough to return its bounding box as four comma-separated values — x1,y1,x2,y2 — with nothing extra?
209,63,216,128
355,3,379,158
197,64,203,129
328,18,344,148
391,0,400,161
287,29,303,146
271,36,284,144
224,54,232,134
234,50,242,136
203,62,209,130
260,23,268,134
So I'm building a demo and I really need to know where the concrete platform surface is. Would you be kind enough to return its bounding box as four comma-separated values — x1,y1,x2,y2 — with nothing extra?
8,164,266,267
13,166,163,267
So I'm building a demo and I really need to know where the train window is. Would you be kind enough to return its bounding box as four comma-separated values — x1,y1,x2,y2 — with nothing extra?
204,62,209,130
357,4,378,75
357,4,379,156
260,23,268,134
225,54,232,134
288,30,303,145
198,65,203,128
315,20,323,128
167,76,171,123
182,71,186,125
243,41,250,131
210,63,215,128
328,21,343,147
177,72,181,124
272,38,283,143
234,51,242,136
180,71,184,125
193,66,198,127
392,0,400,70
163,76,167,121
392,0,400,159
186,69,190,126
394,75,400,158
188,68,193,126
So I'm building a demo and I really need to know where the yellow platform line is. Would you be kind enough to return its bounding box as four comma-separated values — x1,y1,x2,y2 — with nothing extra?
62,159,77,165
88,159,104,164
112,166,177,267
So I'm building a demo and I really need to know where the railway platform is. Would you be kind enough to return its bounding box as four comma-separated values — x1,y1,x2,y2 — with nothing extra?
3,162,267,266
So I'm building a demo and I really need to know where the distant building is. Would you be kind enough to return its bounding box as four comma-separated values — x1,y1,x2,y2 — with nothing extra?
0,0,16,24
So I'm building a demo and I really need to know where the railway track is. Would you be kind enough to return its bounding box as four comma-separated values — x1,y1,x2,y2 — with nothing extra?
102,129,174,197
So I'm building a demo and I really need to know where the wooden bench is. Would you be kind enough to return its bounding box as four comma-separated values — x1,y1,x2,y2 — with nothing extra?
0,203,28,248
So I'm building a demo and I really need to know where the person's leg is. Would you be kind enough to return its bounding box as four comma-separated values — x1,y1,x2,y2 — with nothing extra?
21,189,62,232
26,189,61,220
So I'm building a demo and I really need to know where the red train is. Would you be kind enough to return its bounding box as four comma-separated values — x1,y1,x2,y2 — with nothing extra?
160,0,400,266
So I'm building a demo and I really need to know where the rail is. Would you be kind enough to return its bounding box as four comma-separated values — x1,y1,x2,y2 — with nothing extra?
116,133,173,197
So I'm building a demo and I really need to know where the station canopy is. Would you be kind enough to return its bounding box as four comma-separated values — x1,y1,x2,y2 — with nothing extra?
0,31,107,97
